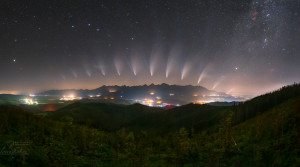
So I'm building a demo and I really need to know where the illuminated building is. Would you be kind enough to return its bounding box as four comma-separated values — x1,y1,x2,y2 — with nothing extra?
21,98,38,105
135,98,167,107
60,95,82,101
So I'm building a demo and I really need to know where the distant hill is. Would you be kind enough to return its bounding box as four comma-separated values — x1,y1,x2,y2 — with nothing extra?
48,102,164,131
0,94,25,105
208,101,241,106
38,83,243,104
48,102,227,133
124,103,227,134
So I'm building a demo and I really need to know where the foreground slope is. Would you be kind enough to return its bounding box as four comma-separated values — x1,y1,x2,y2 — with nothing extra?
198,97,300,166
228,97,300,166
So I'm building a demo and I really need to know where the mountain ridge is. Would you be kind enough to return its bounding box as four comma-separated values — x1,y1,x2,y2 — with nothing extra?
38,83,242,104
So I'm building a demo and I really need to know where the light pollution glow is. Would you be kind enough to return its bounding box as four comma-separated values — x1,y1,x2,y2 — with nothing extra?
2,51,297,98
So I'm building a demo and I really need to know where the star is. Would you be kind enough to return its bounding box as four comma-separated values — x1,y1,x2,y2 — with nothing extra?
88,23,91,27
13,59,16,62
71,25,75,28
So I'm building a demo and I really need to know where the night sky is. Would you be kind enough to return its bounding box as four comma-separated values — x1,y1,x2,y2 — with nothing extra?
0,0,299,96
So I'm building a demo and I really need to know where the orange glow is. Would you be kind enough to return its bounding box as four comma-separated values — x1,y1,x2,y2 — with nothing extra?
193,100,214,105
194,101,206,105
42,104,56,111
109,89,117,93
0,90,19,94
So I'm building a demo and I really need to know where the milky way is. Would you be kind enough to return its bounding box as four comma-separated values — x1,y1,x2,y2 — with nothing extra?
0,0,299,96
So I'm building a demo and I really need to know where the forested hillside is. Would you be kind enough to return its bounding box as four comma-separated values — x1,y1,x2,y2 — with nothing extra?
0,84,299,166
